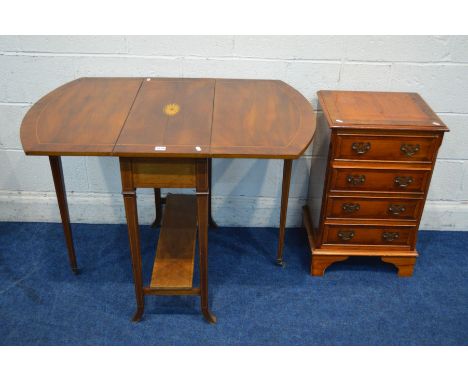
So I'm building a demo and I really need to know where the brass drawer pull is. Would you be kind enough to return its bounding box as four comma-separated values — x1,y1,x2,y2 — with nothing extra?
342,202,360,213
400,143,420,157
338,230,355,241
394,176,414,188
346,174,366,185
352,142,371,155
388,204,406,215
382,231,400,242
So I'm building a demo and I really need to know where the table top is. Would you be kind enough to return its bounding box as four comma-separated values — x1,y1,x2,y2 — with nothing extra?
318,90,448,131
21,77,316,159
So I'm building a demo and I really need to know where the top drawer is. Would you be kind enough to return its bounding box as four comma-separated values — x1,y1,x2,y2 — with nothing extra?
333,133,439,162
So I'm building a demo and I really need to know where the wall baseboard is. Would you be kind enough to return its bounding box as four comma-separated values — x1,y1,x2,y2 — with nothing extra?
0,191,467,230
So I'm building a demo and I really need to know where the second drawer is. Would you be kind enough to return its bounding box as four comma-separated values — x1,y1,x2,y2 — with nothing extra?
326,196,423,221
330,167,431,193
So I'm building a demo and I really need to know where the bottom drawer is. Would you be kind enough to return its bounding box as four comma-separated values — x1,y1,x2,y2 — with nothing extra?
323,225,415,247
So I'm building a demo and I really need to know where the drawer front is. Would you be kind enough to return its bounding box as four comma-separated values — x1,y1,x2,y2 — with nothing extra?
331,168,430,193
323,225,414,246
334,134,438,162
131,158,196,188
326,196,423,220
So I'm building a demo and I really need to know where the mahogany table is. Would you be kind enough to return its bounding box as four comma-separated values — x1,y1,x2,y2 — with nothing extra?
20,77,316,322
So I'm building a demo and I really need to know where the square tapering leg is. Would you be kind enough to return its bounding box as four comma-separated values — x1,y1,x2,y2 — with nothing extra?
151,188,163,228
197,159,216,324
120,158,144,321
276,159,293,266
49,156,79,274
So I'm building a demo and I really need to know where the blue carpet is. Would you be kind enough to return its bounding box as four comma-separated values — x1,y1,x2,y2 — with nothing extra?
0,222,467,345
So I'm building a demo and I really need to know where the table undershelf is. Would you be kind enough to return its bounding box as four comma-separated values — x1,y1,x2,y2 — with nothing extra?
150,194,197,290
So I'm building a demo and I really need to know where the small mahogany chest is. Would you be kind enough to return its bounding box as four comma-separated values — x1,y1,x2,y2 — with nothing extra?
304,91,448,277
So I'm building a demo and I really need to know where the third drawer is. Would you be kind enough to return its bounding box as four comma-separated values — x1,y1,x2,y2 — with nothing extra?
325,196,424,221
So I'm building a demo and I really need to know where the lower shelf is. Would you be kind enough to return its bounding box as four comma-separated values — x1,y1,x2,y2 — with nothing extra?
150,194,197,289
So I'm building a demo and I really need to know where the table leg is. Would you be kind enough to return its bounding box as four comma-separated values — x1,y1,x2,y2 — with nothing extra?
49,156,79,274
120,159,144,322
276,159,293,267
151,188,163,228
197,159,216,324
208,158,218,228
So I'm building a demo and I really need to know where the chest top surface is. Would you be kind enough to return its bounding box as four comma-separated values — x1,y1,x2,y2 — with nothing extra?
318,90,448,131
21,77,316,159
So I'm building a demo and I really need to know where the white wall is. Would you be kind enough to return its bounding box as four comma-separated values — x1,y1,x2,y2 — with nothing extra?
0,36,467,229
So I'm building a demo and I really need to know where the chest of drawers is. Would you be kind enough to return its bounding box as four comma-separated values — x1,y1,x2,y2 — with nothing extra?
303,91,448,277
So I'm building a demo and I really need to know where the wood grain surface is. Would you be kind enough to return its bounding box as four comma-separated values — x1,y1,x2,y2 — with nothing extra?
210,80,316,158
306,90,448,277
114,78,215,157
150,194,197,289
318,90,448,131
21,78,316,159
21,78,143,155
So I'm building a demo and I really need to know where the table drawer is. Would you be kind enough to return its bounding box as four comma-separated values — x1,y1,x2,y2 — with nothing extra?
323,225,415,246
326,196,423,220
334,133,438,162
131,158,196,188
330,167,430,193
